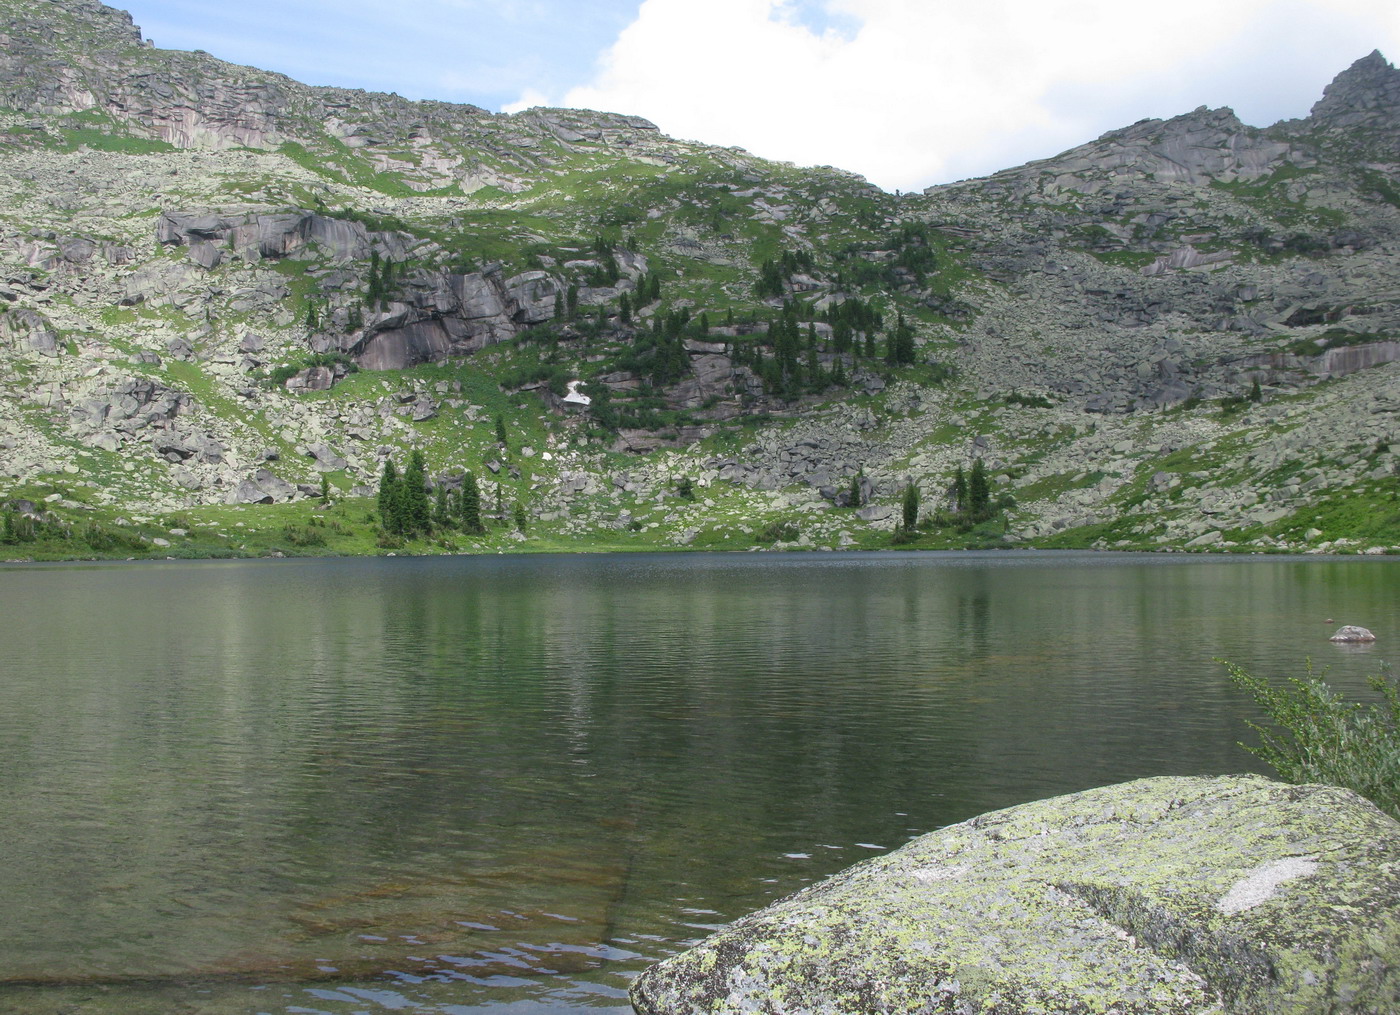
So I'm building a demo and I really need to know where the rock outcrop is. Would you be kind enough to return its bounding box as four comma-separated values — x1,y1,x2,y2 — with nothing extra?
1306,50,1400,139
1330,625,1377,642
225,467,296,504
0,0,661,181
347,264,562,370
157,210,373,263
631,775,1400,1015
0,306,59,355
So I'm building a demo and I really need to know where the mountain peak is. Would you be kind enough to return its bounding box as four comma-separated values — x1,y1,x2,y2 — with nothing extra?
1307,49,1400,134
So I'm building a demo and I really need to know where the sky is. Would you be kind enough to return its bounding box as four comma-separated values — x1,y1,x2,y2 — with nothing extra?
117,0,1400,192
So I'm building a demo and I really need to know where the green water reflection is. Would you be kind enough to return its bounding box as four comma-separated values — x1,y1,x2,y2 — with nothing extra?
0,551,1393,1014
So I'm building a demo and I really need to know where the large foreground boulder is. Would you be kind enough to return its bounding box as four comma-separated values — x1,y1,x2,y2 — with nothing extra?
631,775,1400,1015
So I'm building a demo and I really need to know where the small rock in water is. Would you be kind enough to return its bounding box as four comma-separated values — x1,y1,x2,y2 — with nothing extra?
1329,625,1377,643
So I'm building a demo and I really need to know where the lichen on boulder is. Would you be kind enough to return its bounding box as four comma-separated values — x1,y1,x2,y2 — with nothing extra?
630,775,1400,1015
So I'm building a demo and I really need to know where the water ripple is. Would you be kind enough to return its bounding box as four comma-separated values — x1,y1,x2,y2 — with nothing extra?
0,551,1394,1012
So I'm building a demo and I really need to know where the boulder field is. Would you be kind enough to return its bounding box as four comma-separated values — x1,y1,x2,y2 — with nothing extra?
631,775,1400,1015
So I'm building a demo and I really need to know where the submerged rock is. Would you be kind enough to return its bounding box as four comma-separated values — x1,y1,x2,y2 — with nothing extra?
630,775,1400,1015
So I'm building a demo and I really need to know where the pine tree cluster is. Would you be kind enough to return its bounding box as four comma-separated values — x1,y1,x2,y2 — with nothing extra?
377,452,488,538
950,460,996,524
755,249,815,299
366,251,401,311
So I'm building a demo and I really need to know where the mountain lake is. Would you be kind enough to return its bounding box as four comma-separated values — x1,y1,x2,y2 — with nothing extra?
0,550,1394,1015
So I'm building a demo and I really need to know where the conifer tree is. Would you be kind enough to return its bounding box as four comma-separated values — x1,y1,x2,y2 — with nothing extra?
969,458,990,520
460,471,484,534
403,450,431,534
887,313,916,365
378,259,394,311
756,259,785,299
378,458,401,533
902,481,920,530
494,414,508,448
953,464,968,515
434,483,450,527
848,474,861,508
367,250,381,306
833,320,852,355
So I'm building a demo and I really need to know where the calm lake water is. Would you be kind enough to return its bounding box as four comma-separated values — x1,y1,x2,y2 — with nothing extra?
0,550,1394,1014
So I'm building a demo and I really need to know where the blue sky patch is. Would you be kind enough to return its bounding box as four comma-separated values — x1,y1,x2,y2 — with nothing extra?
779,0,861,40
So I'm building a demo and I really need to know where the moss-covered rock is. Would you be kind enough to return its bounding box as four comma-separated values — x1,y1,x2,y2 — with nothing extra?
630,775,1400,1015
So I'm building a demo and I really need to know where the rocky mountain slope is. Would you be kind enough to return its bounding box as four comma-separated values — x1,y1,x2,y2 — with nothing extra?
0,0,1396,559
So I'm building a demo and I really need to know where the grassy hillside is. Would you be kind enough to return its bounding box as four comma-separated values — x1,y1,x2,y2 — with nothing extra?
0,5,1397,561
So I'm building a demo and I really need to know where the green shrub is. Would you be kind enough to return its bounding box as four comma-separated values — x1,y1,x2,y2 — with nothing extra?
265,364,300,387
1223,660,1400,820
757,520,798,543
1218,393,1250,416
82,521,141,552
280,525,327,548
1003,390,1053,409
2,510,36,544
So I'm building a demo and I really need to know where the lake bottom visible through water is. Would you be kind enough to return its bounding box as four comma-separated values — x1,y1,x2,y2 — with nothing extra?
0,550,1394,1014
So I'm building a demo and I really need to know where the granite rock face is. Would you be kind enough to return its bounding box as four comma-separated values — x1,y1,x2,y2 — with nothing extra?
631,775,1400,1015
0,0,659,178
347,264,562,371
157,210,373,263
1306,50,1400,140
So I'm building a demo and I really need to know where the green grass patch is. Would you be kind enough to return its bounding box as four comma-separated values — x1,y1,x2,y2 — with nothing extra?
1282,328,1392,357
1210,164,1318,201
1266,486,1400,546
1016,469,1106,503
57,129,176,154
278,139,463,199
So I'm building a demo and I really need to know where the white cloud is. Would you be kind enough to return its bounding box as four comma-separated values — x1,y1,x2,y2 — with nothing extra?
564,0,1400,191
503,87,554,114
